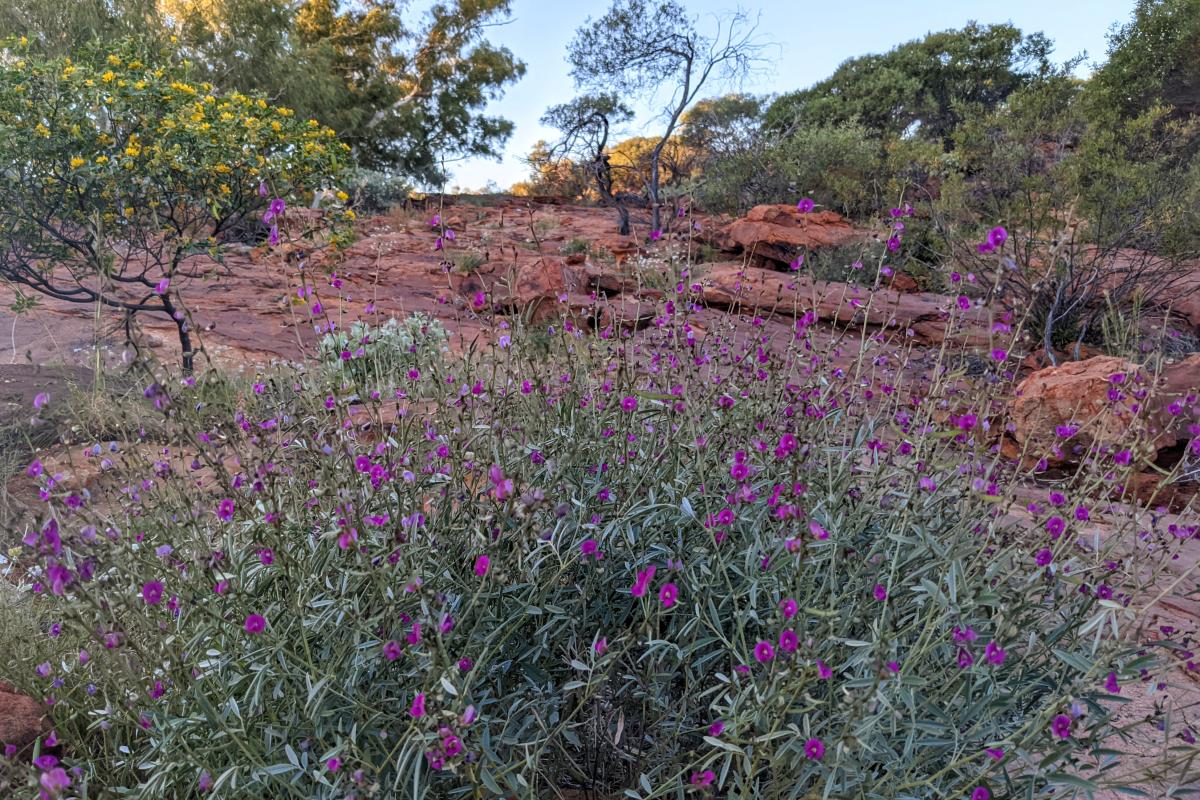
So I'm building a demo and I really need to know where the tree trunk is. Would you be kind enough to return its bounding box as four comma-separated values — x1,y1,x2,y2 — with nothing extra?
161,294,194,374
649,151,662,233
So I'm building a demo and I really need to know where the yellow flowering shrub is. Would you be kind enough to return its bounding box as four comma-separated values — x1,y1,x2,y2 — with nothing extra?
0,39,352,371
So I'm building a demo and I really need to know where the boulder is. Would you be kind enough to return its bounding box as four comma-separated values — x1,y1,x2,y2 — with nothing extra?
1009,354,1200,465
0,681,43,754
709,206,865,268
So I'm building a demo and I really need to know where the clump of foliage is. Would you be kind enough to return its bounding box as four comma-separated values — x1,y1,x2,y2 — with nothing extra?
346,169,414,215
318,312,448,388
0,39,352,371
1088,0,1200,120
561,237,593,257
1,273,1197,797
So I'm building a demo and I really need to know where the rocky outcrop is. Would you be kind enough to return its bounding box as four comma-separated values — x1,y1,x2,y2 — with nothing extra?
708,206,866,268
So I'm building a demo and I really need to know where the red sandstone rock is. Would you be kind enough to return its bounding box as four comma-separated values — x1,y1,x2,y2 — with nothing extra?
0,681,44,754
710,206,866,267
1009,354,1200,465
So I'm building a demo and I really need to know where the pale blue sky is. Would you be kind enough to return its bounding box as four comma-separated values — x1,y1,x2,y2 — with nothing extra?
448,0,1136,190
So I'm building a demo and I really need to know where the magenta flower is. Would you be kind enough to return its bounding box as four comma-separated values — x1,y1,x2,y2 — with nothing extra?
649,229,662,242
1104,671,1120,693
39,768,71,794
142,581,164,606
658,582,679,608
972,787,991,800
988,226,1008,248
33,392,50,410
244,613,266,634
1035,547,1053,566
621,395,638,412
796,197,815,213
985,747,1005,761
804,737,824,760
262,197,286,224
984,641,1006,665
473,554,490,577
690,770,716,787
1051,714,1072,739
872,584,888,602
199,770,214,791
780,598,798,619
410,692,426,718
816,659,832,679
383,640,402,661
326,757,341,773
707,720,725,736
216,498,235,522
594,637,608,656
779,629,798,653
754,640,775,663
630,565,657,598
809,521,829,540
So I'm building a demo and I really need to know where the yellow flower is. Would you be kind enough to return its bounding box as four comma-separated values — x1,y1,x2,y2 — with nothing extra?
214,163,231,174
219,184,231,195
95,155,109,165
134,81,147,90
129,60,143,70
345,210,356,220
123,206,134,218
18,36,27,46
271,121,282,132
101,71,115,83
107,54,122,67
69,156,86,169
61,65,77,78
34,123,49,137
335,190,349,202
125,143,141,158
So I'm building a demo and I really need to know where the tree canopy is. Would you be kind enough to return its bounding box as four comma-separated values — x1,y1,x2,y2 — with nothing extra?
1089,0,1200,119
0,0,526,185
765,23,1055,143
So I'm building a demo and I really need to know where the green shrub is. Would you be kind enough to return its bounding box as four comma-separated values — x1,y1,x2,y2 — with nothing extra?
691,123,884,217
2,296,1196,798
347,169,415,215
317,313,448,389
560,237,592,256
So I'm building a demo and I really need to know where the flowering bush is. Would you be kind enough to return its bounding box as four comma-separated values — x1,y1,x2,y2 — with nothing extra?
0,38,352,371
1,283,1198,797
